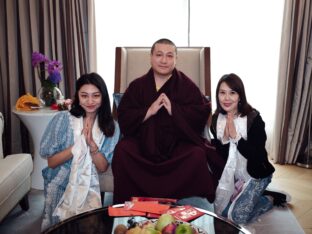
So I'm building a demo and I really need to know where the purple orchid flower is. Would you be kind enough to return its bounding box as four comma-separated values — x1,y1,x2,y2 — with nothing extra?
47,60,63,74
32,52,63,85
48,71,62,84
32,52,48,67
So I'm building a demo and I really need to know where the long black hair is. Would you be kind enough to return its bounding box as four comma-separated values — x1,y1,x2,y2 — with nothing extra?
215,73,253,117
70,72,115,136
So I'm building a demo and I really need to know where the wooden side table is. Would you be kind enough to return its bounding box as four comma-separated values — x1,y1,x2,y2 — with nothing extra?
12,108,59,190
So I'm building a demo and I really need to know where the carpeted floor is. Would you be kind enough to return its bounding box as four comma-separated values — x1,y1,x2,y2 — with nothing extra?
0,189,305,234
0,189,113,234
0,189,44,234
244,206,305,234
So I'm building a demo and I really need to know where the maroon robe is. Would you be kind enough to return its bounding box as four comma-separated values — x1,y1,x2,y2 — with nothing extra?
112,68,224,204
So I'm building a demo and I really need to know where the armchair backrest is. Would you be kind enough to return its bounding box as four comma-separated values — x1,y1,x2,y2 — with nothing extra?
114,47,211,97
0,112,4,159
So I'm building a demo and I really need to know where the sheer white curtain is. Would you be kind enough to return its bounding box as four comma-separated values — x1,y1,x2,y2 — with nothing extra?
191,0,284,157
95,0,284,156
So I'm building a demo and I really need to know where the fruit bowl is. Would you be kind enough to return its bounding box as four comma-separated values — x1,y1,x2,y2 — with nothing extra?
136,219,207,234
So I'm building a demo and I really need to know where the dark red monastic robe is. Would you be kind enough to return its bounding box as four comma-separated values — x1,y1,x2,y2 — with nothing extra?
112,68,224,204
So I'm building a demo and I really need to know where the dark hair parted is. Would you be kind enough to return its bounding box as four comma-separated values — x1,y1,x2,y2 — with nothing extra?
215,73,253,117
151,38,177,55
70,72,115,137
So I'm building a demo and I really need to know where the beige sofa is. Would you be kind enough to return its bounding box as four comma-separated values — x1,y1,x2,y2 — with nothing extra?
98,47,212,200
0,112,33,222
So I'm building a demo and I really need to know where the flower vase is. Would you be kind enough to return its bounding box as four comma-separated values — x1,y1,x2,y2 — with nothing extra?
37,86,63,107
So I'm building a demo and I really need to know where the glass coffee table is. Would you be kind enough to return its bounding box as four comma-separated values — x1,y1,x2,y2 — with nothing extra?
42,205,251,234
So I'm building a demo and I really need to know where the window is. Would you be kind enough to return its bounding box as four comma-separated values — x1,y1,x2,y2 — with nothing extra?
95,0,284,154
95,0,188,101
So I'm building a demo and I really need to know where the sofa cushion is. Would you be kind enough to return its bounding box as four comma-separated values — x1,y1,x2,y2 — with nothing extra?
113,93,124,108
0,154,33,206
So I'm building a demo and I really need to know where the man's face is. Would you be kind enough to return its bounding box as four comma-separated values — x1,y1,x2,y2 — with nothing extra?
150,43,177,78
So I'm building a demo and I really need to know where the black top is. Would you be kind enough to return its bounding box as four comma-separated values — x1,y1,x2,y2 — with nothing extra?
210,109,275,179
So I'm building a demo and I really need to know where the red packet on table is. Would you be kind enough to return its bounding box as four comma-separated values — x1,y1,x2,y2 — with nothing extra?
146,212,161,218
166,205,204,222
130,201,170,214
108,206,145,217
166,206,189,215
126,202,162,218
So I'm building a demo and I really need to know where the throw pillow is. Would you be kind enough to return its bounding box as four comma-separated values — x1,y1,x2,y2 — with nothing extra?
113,93,124,108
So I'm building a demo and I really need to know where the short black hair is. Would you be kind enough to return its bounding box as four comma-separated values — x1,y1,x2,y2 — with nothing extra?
151,38,177,54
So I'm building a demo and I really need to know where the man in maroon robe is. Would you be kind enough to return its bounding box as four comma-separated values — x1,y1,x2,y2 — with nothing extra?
112,38,224,204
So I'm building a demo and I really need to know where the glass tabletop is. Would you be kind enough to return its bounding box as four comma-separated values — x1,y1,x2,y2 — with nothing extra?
42,206,251,234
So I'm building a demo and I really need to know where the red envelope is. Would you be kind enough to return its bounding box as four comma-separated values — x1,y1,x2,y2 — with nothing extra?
130,202,170,214
146,212,161,218
166,205,204,222
108,206,146,217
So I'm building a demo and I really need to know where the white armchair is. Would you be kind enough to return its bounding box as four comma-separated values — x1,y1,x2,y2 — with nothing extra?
98,47,212,201
0,112,33,222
